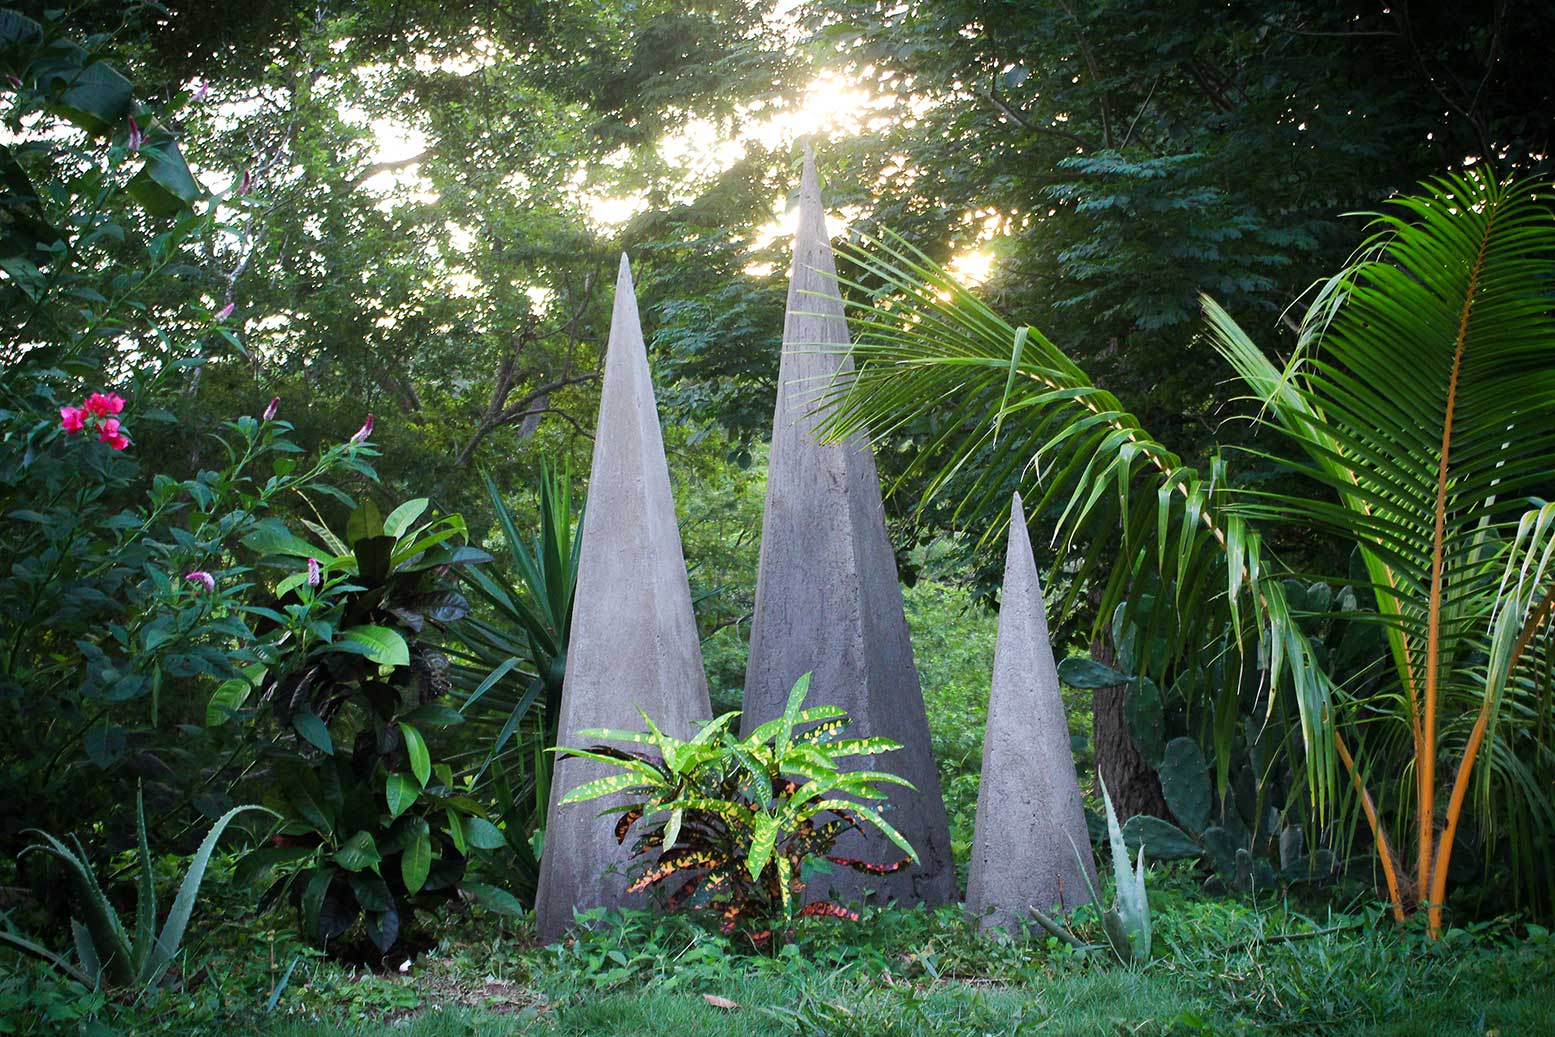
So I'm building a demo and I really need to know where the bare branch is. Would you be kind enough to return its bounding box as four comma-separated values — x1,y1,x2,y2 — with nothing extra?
454,372,600,467
981,79,1096,150
1056,0,1113,147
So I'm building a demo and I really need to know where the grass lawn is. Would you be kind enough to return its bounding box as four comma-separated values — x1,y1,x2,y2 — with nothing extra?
55,877,1546,1037
261,957,1555,1037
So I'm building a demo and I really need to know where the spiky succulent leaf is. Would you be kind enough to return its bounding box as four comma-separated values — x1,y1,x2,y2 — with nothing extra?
146,804,275,982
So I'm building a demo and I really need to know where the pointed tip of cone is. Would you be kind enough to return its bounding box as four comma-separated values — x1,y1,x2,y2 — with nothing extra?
617,251,633,282
1008,492,1027,545
1005,491,1035,574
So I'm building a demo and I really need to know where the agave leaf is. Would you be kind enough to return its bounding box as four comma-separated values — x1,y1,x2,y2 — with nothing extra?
21,831,132,986
71,920,103,988
131,788,156,977
0,928,94,988
145,805,275,983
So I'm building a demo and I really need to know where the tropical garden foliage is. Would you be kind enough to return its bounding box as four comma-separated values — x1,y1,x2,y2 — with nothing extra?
2,1,1553,1033
822,169,1555,931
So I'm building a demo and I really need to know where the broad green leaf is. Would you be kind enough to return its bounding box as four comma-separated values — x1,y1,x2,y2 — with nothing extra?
340,626,410,667
334,831,381,872
747,812,779,881
558,771,648,805
446,809,467,855
662,808,683,851
1056,657,1131,688
462,817,507,850
462,881,524,916
291,707,333,755
346,500,385,545
776,672,812,752
127,135,200,217
401,820,431,894
1122,815,1204,861
301,868,333,940
399,723,431,786
241,519,321,559
205,675,253,725
385,774,418,819
384,498,430,538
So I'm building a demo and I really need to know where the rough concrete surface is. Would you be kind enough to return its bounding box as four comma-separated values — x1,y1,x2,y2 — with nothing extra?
964,493,1098,933
534,255,712,942
740,151,954,907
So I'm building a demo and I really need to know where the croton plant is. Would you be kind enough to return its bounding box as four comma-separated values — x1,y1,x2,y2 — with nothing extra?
558,674,918,946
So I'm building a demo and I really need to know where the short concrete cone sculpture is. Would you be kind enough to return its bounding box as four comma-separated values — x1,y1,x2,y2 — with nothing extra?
965,493,1098,933
741,148,954,906
534,255,712,942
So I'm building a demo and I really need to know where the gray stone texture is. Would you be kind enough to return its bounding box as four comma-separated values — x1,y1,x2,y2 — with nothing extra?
965,493,1099,933
534,255,712,942
740,152,954,906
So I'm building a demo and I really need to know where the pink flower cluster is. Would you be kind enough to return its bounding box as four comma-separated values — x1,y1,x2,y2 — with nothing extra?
60,392,130,450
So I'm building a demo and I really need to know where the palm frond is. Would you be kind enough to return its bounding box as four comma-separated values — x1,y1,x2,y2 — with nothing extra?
818,227,1337,808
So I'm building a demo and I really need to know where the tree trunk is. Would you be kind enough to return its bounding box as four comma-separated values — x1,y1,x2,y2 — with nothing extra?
1090,632,1169,820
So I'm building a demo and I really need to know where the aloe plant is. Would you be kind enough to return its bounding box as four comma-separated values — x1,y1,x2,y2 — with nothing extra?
1031,778,1151,965
0,790,271,994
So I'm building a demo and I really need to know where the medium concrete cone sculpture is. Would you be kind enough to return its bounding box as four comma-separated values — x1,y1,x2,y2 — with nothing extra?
534,255,712,942
741,149,953,906
965,493,1098,933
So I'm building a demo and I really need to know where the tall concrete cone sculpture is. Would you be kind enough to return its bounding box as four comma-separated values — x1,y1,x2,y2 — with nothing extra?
965,493,1098,933
534,255,711,942
741,148,953,906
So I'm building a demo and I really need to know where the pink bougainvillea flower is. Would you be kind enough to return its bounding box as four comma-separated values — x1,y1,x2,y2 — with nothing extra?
350,413,374,444
262,396,281,421
307,556,321,587
185,570,216,592
59,406,87,433
83,392,125,417
191,80,210,104
215,302,235,321
96,418,129,450
126,116,143,156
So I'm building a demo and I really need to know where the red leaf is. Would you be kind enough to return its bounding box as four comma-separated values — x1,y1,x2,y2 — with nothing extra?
796,901,859,921
826,854,911,875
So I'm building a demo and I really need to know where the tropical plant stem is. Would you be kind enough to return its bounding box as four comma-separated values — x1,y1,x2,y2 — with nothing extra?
1334,730,1406,922
1420,211,1492,932
1428,582,1555,932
